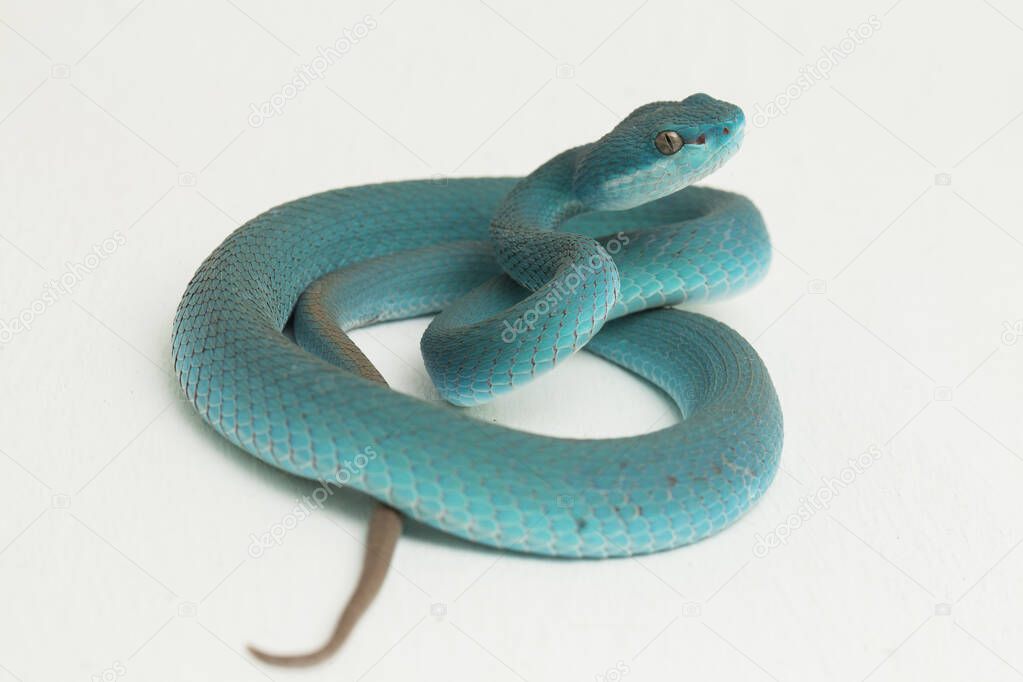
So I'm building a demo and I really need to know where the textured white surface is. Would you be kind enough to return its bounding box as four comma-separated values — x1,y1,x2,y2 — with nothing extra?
1,1,1022,680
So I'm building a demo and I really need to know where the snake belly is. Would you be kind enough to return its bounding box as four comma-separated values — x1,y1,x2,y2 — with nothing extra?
172,95,783,558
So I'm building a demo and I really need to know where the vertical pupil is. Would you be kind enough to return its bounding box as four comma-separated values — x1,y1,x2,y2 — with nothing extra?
657,131,681,154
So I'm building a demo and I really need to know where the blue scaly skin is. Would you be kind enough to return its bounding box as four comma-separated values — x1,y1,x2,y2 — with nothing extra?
172,94,783,558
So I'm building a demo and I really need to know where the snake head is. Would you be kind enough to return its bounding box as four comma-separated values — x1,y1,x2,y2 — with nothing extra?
572,93,745,211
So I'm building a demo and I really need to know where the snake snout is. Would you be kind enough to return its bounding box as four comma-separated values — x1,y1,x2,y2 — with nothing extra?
698,106,745,147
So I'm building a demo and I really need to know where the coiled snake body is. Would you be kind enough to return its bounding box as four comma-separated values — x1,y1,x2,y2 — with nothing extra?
173,94,782,661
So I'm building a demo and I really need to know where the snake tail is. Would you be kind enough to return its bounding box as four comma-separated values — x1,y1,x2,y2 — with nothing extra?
247,505,402,666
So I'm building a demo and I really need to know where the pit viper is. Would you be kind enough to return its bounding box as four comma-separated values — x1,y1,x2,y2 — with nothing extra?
172,93,783,663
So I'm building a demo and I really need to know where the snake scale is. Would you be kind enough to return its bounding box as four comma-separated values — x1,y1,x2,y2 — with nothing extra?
172,93,783,661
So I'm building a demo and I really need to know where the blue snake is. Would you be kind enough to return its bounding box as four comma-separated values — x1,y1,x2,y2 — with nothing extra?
172,93,782,662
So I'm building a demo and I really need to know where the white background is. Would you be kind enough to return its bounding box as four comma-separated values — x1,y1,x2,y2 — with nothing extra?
2,1,1022,680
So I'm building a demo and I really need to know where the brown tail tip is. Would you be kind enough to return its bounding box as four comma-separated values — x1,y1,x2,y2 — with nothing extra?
246,642,337,668
248,504,403,667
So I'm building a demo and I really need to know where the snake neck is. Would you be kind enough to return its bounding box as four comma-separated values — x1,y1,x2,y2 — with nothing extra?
490,145,612,292
491,146,588,234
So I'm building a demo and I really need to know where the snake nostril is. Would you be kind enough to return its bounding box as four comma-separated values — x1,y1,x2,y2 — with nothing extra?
722,127,730,135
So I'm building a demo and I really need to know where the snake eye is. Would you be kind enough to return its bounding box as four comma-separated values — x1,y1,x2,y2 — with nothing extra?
654,130,684,155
